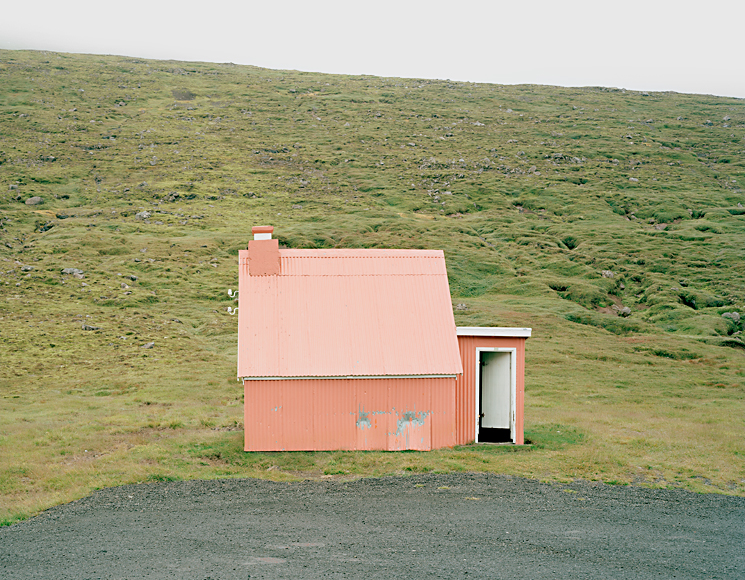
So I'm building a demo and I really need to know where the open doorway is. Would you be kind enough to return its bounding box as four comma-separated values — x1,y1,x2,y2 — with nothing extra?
477,349,515,443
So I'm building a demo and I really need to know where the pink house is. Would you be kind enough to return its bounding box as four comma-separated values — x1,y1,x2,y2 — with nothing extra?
237,226,530,451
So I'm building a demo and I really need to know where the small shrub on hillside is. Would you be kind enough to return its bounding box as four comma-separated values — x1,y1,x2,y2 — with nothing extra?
565,312,642,335
556,282,611,309
677,290,727,310
562,236,579,250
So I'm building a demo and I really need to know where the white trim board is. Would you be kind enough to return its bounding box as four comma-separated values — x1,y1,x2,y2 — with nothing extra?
457,327,532,338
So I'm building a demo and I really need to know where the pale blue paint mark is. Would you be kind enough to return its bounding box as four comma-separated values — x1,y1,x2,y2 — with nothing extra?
356,404,372,429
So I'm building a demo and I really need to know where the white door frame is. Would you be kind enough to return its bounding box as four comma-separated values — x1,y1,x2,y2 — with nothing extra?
475,347,516,444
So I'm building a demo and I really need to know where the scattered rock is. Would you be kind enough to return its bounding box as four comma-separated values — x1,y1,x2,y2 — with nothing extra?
455,303,469,311
8,184,18,190
121,283,129,289
21,266,34,272
612,305,632,317
654,224,667,231
141,342,155,349
82,324,100,331
292,205,302,210
25,196,44,205
62,268,84,276
140,248,147,253
171,318,183,324
135,211,151,220
129,275,138,281
601,270,614,278
722,312,741,323
629,177,639,182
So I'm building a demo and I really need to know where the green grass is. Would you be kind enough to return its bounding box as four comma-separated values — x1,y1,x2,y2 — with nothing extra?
0,49,743,524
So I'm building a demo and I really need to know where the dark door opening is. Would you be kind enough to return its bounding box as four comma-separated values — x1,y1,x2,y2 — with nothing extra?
478,351,513,443
478,427,512,443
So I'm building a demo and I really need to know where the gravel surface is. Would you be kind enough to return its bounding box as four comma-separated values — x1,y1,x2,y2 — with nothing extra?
1,473,743,579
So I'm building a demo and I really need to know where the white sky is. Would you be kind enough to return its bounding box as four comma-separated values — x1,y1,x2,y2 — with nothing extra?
2,0,743,99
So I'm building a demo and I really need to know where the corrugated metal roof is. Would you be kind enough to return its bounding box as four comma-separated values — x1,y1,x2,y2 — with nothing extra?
237,248,463,378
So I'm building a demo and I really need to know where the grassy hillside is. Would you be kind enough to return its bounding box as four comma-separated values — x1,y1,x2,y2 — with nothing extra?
1,49,743,523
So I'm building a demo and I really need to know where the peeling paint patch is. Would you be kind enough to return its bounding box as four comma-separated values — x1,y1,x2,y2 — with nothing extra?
395,410,429,436
356,405,371,429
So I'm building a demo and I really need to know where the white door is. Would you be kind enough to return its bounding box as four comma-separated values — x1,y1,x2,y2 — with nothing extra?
480,351,511,430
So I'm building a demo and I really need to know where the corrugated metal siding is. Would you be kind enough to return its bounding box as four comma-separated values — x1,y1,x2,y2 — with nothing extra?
237,249,462,378
455,336,527,445
244,377,456,451
430,377,457,450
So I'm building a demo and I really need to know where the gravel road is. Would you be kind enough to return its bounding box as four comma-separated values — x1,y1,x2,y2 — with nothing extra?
1,473,743,579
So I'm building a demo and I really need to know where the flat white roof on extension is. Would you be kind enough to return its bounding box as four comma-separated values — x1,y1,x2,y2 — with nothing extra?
456,327,532,338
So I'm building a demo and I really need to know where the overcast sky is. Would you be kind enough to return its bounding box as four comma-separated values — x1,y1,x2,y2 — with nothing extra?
2,0,743,99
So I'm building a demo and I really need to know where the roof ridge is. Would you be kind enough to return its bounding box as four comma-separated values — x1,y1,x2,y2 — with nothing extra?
274,273,446,277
